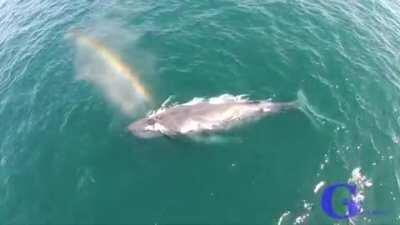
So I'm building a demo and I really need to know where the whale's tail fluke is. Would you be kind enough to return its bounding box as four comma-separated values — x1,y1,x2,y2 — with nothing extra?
292,90,344,129
293,90,319,128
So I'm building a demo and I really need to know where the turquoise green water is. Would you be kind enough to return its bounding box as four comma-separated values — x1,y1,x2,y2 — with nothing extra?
1,0,400,224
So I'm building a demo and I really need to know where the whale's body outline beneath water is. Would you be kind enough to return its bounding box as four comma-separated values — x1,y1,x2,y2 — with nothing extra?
128,94,301,138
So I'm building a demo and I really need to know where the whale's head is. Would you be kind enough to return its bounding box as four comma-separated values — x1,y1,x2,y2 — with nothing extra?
128,117,164,138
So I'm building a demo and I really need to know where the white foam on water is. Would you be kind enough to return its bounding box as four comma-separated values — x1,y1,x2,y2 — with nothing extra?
277,200,313,225
182,97,206,106
313,181,325,193
348,167,373,225
208,94,249,104
147,94,253,118
294,200,313,225
348,167,373,204
277,211,290,225
180,94,250,106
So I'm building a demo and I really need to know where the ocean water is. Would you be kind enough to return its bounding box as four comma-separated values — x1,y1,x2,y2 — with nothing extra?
1,0,400,224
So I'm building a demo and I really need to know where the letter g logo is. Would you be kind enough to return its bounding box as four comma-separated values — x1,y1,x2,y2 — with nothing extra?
321,183,361,219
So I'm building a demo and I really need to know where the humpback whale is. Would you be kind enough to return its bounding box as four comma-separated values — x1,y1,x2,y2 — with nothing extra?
128,94,300,138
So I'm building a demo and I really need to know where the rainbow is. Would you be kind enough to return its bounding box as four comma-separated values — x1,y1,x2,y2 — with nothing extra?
70,31,151,102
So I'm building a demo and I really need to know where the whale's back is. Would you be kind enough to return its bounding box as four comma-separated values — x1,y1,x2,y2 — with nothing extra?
128,94,297,138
